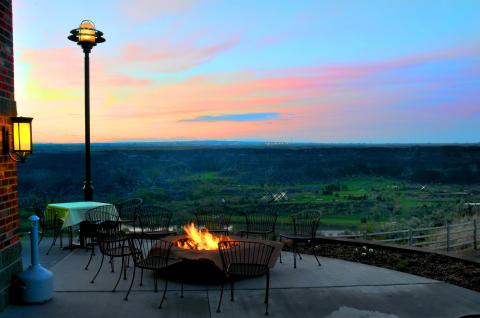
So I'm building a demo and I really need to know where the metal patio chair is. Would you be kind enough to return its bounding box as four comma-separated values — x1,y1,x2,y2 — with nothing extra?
89,215,133,293
124,236,182,309
137,205,176,238
84,205,119,271
217,240,274,315
115,198,143,229
36,207,67,255
239,205,277,240
279,210,322,268
194,206,232,235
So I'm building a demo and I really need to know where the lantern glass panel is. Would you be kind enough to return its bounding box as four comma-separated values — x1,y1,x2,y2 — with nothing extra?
13,121,31,152
78,20,96,43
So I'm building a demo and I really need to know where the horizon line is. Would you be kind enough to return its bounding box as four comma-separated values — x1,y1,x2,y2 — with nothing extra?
33,140,480,146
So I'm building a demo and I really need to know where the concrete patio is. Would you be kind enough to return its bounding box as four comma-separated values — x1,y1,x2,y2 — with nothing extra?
3,238,480,318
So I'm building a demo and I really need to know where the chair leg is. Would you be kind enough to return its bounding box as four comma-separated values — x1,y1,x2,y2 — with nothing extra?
180,282,184,298
154,274,158,293
91,254,105,284
279,237,282,264
38,232,44,245
123,257,127,280
265,270,270,315
216,283,224,313
293,243,297,269
140,269,144,286
158,279,168,309
311,244,321,267
47,230,59,255
124,266,136,301
110,256,115,273
85,245,95,270
69,227,73,250
113,256,125,292
230,280,234,302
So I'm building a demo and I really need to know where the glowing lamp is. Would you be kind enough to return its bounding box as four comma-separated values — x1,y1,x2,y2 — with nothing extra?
2,117,33,163
78,20,96,43
12,116,33,153
68,20,105,53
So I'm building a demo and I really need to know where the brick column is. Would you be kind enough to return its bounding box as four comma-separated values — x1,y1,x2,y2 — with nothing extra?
0,0,21,311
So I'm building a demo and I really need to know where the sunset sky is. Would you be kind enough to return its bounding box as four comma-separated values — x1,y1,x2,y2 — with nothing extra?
13,0,480,143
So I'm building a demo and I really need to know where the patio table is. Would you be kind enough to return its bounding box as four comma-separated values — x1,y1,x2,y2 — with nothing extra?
45,201,118,248
46,201,117,229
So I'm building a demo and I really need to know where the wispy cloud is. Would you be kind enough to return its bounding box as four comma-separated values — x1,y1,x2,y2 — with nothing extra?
184,112,280,122
118,37,239,73
119,0,205,22
15,40,480,143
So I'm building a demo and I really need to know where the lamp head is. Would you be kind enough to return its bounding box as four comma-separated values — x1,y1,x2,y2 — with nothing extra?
2,116,33,163
68,20,105,53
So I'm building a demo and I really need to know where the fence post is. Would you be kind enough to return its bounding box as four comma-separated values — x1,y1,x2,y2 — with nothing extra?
474,219,477,250
408,228,413,246
363,230,367,240
446,223,451,252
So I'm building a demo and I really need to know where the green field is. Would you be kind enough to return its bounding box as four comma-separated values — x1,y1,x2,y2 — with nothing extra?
21,175,479,235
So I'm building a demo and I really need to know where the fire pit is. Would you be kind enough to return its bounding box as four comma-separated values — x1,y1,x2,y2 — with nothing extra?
161,223,283,284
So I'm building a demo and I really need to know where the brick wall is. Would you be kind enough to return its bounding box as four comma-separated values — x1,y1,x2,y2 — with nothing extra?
0,0,20,311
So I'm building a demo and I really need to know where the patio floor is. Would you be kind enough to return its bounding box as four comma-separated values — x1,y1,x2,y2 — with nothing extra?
4,238,480,317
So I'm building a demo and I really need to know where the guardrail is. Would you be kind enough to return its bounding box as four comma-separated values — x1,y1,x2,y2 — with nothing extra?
336,219,479,252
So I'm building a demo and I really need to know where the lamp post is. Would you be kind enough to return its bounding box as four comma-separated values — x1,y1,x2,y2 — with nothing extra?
68,20,105,201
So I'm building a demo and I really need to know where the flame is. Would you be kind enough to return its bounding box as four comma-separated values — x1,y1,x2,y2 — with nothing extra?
176,223,232,250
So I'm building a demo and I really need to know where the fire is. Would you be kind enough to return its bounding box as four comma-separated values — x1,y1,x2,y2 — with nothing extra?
176,223,232,250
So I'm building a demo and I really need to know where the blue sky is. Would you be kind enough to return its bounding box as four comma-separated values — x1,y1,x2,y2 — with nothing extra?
13,0,480,143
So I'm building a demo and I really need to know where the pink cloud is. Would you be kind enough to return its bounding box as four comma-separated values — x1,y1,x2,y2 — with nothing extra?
18,47,153,89
118,37,239,73
15,41,480,143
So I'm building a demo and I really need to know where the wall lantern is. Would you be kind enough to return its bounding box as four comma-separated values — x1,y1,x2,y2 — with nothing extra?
2,117,33,163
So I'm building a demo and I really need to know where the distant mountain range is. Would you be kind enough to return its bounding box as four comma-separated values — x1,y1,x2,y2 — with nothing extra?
33,140,480,151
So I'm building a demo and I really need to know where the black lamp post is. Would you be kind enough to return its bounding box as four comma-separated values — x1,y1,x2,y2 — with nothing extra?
68,20,105,201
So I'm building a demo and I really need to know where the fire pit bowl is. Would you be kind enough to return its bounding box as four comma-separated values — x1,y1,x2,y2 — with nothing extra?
157,232,283,285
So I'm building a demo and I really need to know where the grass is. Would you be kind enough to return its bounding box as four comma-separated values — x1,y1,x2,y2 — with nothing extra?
321,215,363,226
19,176,480,233
184,172,225,181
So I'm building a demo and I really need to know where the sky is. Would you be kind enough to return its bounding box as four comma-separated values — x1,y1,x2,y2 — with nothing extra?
13,0,480,143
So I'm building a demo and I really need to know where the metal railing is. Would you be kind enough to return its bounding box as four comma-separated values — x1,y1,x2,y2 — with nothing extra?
336,219,479,252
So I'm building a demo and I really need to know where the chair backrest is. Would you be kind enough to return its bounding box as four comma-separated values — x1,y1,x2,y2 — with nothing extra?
194,206,232,232
218,240,274,274
128,236,173,269
34,206,46,228
242,205,277,233
137,205,173,234
85,205,118,224
42,207,63,229
85,205,119,240
115,198,143,221
292,210,321,237
96,219,125,256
